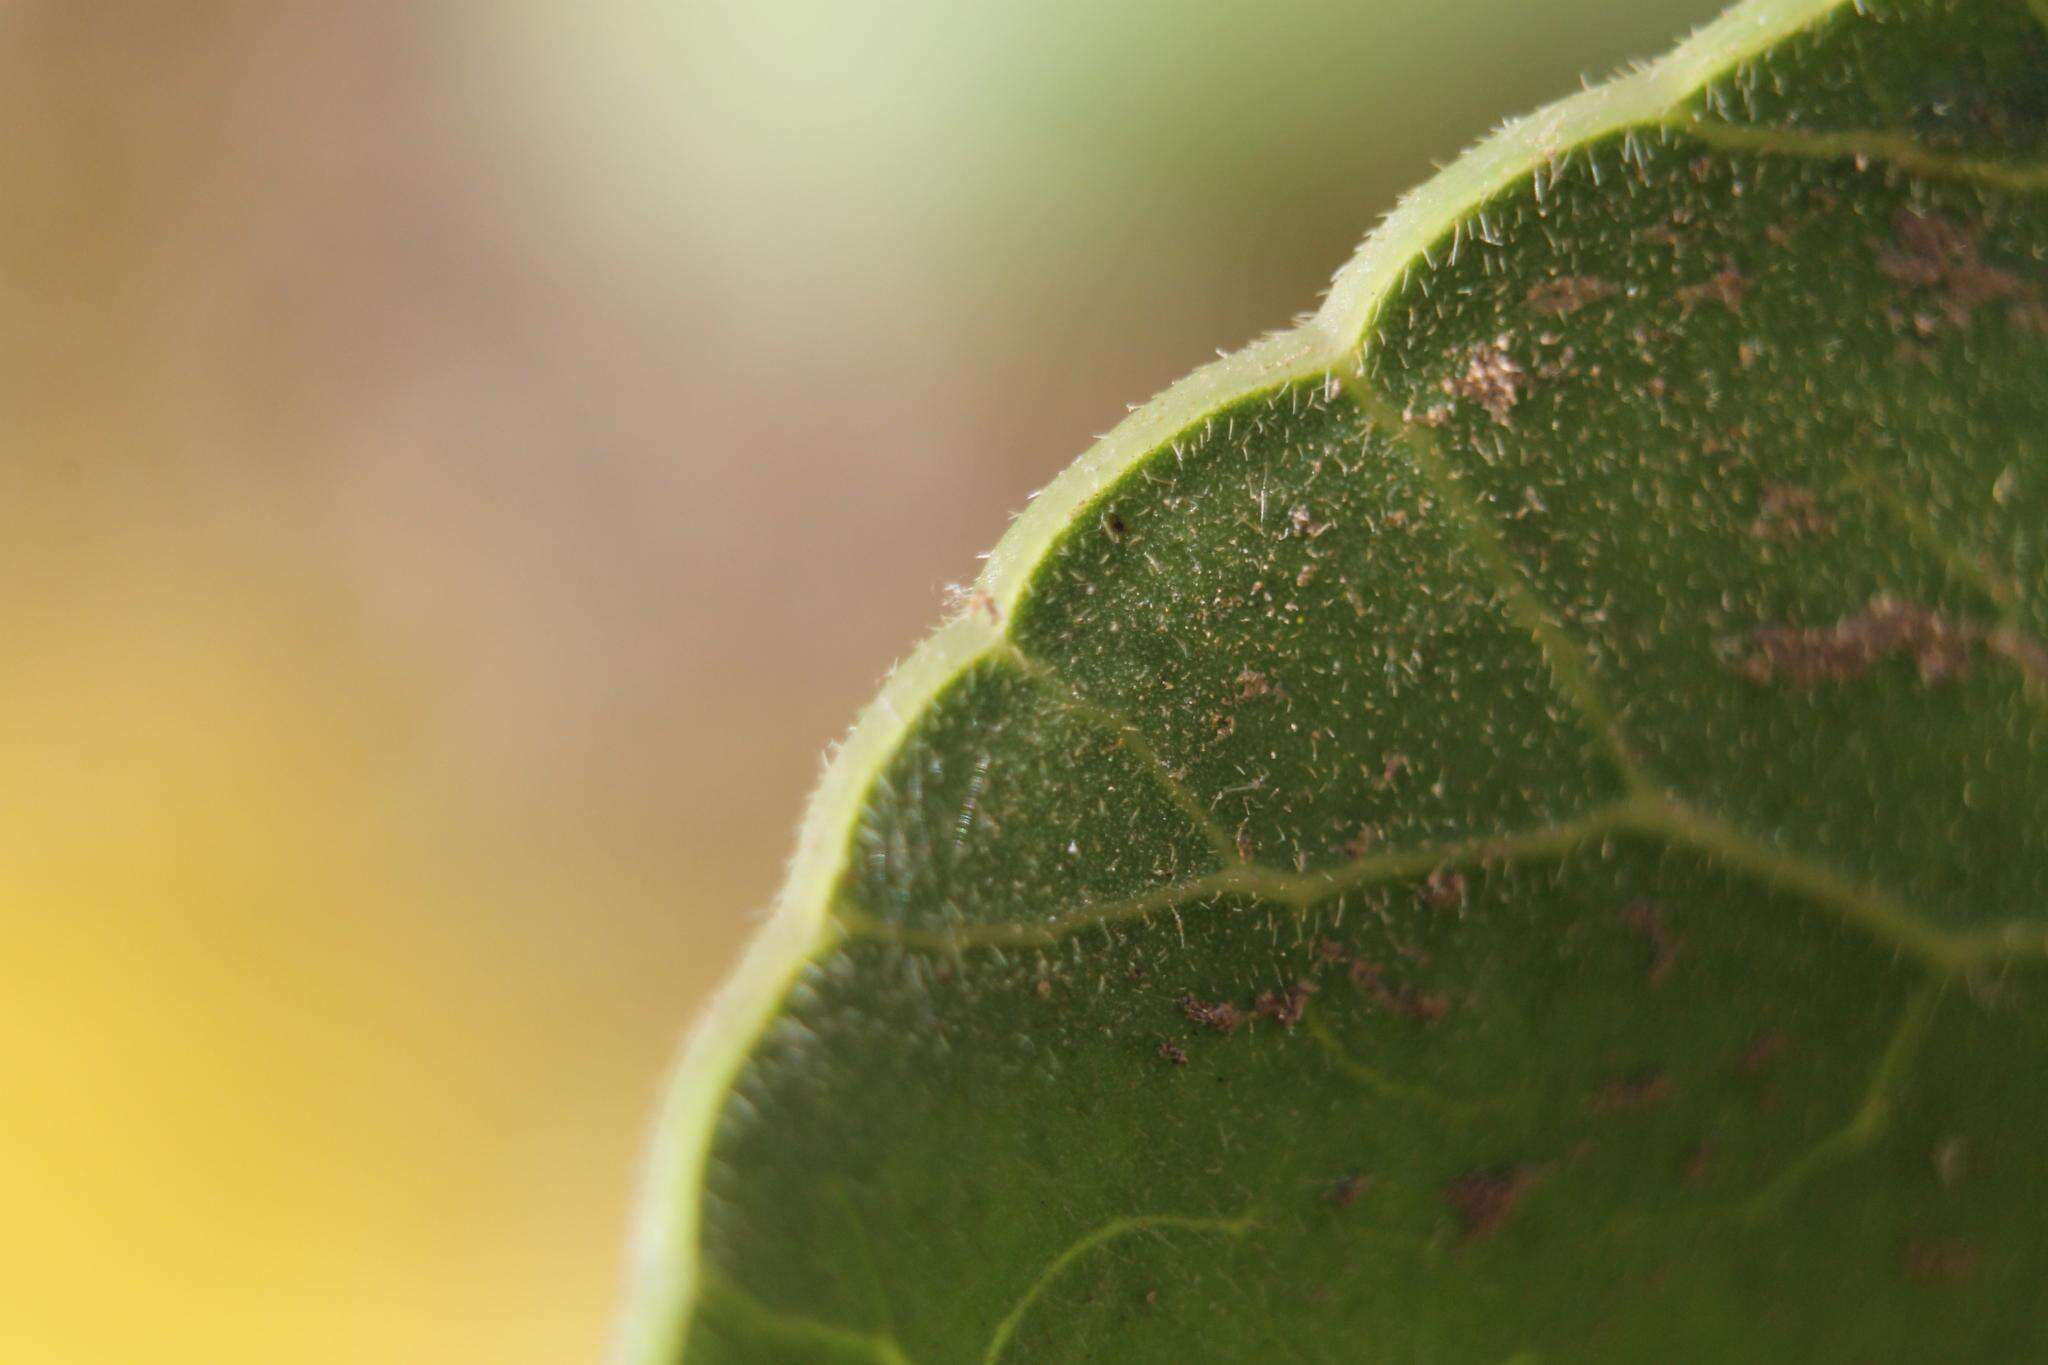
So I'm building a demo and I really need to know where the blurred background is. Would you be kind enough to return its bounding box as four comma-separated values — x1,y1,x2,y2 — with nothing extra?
1,1,1722,1359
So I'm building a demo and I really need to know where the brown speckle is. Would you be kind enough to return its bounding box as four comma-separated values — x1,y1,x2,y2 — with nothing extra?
1678,266,1747,313
1034,977,1053,1000
1374,754,1412,790
1726,596,1976,687
1592,1070,1672,1113
1880,207,2022,329
1443,335,1527,424
1103,511,1129,542
1526,275,1617,316
1622,899,1684,987
1445,1167,1537,1240
1253,981,1317,1029
1179,993,1243,1035
1748,483,1835,542
1381,985,1451,1023
1422,868,1468,910
1341,825,1381,860
965,588,1003,624
1157,1040,1188,1067
1327,1173,1370,1208
1288,505,1333,539
1900,1237,1981,1287
1234,668,1272,702
1346,954,1448,1024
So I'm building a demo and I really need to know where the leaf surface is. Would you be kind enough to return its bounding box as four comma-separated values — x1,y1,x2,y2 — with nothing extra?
621,1,2048,1358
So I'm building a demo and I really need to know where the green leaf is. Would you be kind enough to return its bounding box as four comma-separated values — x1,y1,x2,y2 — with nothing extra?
619,0,2048,1358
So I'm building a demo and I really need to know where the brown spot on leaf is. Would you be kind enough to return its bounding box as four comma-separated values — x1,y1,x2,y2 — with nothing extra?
1592,1070,1672,1113
1341,825,1381,860
1445,1167,1537,1240
1880,207,2026,329
1900,1237,1981,1287
1422,868,1469,910
1288,505,1333,539
1179,993,1242,1034
1157,1040,1188,1067
1233,668,1272,702
1443,335,1527,424
1383,986,1451,1022
1327,1173,1370,1208
1621,899,1685,987
1727,596,1976,687
1526,275,1617,316
1678,266,1747,313
1253,981,1317,1029
1748,483,1835,541
1346,955,1449,1020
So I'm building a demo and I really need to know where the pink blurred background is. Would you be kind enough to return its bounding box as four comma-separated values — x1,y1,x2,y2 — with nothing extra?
0,2,1716,1358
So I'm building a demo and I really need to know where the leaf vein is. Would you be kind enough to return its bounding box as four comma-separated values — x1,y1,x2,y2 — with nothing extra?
982,1212,1257,1363
1667,117,2048,193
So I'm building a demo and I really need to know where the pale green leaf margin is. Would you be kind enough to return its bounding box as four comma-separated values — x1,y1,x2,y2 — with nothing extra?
612,2,1851,1359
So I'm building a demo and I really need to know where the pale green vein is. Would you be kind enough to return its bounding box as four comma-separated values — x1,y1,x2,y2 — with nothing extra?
997,640,1243,867
1667,117,2048,193
841,786,2041,976
1624,795,1970,972
1742,977,1945,1220
834,802,1634,951
1949,916,2048,966
1304,1013,1487,1122
614,5,2048,1356
982,1212,1257,1364
829,1180,898,1343
698,1274,915,1365
1834,458,2019,613
1332,369,1651,799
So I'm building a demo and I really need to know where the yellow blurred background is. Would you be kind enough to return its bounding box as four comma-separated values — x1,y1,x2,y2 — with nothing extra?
1,2,1717,1359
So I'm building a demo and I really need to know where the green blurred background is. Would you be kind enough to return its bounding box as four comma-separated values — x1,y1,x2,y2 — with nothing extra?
1,1,1723,1358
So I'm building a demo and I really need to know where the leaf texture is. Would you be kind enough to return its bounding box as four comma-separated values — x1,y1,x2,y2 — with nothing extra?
620,1,2048,1358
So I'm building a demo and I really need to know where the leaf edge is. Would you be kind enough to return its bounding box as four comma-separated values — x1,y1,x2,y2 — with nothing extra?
610,1,1854,1359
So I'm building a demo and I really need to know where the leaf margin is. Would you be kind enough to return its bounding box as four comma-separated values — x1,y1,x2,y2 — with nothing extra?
609,1,1859,1358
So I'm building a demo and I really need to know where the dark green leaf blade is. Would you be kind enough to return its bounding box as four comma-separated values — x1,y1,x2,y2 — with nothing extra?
620,2,2048,1359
